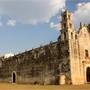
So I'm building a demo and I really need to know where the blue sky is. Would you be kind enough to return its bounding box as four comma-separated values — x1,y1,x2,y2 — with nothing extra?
0,0,90,55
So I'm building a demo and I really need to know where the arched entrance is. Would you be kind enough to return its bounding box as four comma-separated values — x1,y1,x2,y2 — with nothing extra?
86,67,90,82
12,72,16,83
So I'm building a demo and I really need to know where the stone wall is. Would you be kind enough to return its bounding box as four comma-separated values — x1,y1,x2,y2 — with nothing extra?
0,42,60,85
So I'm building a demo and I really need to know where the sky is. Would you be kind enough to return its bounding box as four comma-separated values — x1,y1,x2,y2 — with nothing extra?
0,0,90,55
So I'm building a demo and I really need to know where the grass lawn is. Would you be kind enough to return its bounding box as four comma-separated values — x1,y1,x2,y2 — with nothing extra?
0,83,90,90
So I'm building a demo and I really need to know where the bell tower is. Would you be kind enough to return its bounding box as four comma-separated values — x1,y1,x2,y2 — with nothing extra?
60,10,74,41
61,10,73,31
58,10,74,84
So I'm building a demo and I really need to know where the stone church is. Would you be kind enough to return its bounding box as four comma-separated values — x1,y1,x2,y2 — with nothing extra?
0,10,90,85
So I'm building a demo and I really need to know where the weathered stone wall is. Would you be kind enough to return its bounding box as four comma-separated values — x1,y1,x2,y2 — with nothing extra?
58,39,71,84
0,42,60,85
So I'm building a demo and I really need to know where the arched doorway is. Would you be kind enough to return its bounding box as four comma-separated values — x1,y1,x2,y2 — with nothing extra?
86,67,90,82
12,72,16,83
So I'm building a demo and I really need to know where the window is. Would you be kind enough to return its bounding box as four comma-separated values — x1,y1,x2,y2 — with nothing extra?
64,23,66,28
75,35,77,39
63,14,66,20
85,49,89,57
71,32,73,39
68,15,70,20
65,50,69,57
70,23,72,28
64,32,66,40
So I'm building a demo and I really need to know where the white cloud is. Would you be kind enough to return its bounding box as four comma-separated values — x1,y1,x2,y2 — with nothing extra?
73,2,90,29
6,19,16,26
0,0,66,25
50,22,60,31
4,53,14,58
0,22,3,27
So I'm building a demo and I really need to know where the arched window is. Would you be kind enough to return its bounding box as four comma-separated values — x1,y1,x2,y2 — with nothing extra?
68,15,70,20
64,32,66,40
71,32,73,39
69,23,72,28
63,14,66,20
85,49,89,58
63,23,66,28
75,35,77,39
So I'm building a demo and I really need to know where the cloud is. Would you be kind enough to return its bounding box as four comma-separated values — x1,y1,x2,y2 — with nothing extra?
6,19,16,27
0,0,66,25
73,2,90,29
50,22,60,31
0,22,3,27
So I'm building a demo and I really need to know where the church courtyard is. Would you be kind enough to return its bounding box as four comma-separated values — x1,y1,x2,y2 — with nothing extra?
0,83,90,90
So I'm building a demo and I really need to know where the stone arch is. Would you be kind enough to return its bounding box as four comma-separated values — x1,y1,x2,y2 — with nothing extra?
12,71,16,83
86,67,90,82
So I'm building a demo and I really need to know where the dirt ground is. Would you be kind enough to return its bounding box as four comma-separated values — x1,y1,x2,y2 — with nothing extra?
0,83,90,90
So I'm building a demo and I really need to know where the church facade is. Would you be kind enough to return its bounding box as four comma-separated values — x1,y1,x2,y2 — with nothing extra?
0,10,90,85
